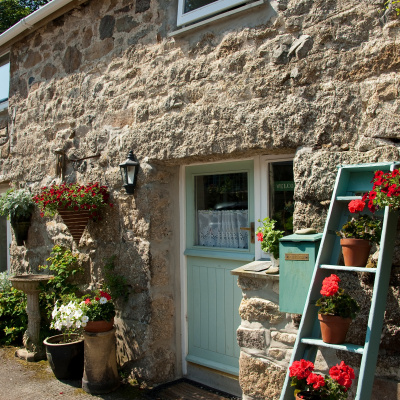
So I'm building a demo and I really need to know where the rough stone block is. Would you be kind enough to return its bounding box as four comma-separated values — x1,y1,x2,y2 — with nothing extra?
237,276,267,291
271,331,297,346
99,15,115,40
239,298,285,324
239,352,286,400
237,327,267,350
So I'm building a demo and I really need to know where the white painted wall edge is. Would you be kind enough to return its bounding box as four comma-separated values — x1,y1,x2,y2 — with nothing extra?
0,0,75,49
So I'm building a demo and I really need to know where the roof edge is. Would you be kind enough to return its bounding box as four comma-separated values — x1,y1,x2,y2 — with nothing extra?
0,0,82,55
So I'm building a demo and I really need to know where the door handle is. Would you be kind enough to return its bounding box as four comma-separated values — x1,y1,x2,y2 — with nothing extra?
240,222,255,244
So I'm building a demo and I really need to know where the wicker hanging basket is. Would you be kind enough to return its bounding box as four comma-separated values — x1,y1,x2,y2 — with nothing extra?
58,209,91,243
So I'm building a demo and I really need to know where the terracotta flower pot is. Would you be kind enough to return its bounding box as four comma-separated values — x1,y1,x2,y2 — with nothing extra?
57,209,91,243
84,318,114,333
318,314,352,344
340,238,371,268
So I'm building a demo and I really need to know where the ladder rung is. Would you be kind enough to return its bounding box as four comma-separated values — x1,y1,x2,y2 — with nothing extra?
336,196,363,201
300,338,364,354
320,264,377,273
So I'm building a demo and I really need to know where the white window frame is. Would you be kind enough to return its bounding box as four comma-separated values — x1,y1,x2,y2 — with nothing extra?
255,154,295,261
0,53,10,109
177,0,248,26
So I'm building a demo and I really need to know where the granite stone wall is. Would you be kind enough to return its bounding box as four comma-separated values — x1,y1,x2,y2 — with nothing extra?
1,0,400,393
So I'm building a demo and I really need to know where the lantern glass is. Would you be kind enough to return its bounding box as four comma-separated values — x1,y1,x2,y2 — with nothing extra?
127,165,136,184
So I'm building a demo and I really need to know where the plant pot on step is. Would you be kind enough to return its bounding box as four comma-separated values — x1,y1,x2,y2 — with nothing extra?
10,215,32,246
318,314,351,344
57,209,91,243
340,238,371,268
43,334,84,380
84,318,114,333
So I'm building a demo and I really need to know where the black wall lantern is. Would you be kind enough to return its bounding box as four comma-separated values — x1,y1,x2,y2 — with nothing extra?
119,151,140,194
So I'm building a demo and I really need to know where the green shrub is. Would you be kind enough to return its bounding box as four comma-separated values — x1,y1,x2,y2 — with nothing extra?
0,273,27,345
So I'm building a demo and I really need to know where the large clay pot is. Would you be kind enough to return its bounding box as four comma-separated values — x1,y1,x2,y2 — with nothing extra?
43,334,84,380
57,209,91,243
84,318,114,333
340,238,371,268
318,314,352,344
10,215,32,246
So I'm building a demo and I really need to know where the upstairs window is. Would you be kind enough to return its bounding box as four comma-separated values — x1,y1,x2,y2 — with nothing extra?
177,0,249,26
0,54,9,110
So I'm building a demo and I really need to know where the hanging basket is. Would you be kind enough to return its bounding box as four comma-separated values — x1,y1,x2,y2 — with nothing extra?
10,215,32,246
58,209,91,243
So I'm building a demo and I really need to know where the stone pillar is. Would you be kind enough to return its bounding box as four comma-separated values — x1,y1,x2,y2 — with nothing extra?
82,328,120,394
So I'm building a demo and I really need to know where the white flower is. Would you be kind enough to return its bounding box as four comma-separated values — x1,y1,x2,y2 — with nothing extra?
51,303,58,319
100,297,107,304
75,320,82,328
74,309,83,319
54,320,62,331
82,321,87,327
82,315,89,323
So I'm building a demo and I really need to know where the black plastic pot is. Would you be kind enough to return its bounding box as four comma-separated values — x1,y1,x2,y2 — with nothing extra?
10,215,31,246
43,334,84,380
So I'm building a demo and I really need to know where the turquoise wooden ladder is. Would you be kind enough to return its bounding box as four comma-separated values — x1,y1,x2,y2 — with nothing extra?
280,161,400,400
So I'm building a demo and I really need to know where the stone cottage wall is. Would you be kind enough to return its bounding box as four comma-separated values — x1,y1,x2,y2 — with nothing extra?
1,0,400,393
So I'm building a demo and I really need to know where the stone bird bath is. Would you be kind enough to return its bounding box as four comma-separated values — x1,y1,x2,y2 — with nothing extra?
10,274,53,361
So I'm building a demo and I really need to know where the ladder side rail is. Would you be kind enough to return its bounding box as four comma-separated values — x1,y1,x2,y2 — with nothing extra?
355,209,399,400
280,167,349,400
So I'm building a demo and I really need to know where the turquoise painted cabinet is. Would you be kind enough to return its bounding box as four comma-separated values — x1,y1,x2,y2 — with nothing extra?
279,233,322,314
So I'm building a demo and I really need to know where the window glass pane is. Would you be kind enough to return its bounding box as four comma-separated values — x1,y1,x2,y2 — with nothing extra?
195,172,249,249
0,63,10,102
269,161,294,234
185,0,218,13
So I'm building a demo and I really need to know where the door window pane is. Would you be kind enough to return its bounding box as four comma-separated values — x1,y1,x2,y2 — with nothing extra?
269,161,294,234
195,172,248,249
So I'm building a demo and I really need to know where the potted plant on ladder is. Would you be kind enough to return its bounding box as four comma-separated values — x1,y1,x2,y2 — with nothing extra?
336,199,381,268
316,274,359,344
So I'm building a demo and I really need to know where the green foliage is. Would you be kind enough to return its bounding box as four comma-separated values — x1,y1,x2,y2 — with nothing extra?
336,214,382,244
103,256,129,302
316,288,360,320
0,272,27,345
0,188,35,220
38,245,83,340
0,246,84,345
39,245,82,298
256,217,284,259
0,0,51,34
384,0,400,16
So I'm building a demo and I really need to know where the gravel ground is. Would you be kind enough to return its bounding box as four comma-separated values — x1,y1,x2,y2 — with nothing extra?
0,346,150,400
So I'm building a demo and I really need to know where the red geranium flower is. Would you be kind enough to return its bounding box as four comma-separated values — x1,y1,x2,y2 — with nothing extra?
257,232,264,241
348,199,365,213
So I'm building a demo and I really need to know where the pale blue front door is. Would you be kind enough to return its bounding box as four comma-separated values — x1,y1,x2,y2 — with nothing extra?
185,160,255,375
